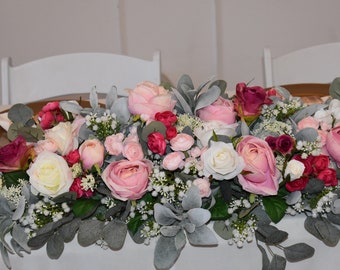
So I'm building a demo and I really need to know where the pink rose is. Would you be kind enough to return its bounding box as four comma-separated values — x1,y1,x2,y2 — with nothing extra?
104,133,124,155
197,97,236,124
162,152,185,171
128,81,176,121
34,139,58,154
192,177,211,198
234,83,272,122
297,116,319,131
122,141,144,161
0,136,36,172
326,126,340,165
102,159,152,201
170,133,195,152
236,136,280,196
79,139,104,170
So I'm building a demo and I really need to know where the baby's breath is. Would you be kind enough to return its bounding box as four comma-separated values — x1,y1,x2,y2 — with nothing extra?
176,114,203,132
0,179,28,208
251,119,293,138
85,111,120,140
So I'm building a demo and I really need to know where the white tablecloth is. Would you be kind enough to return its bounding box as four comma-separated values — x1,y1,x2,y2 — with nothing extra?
1,216,340,270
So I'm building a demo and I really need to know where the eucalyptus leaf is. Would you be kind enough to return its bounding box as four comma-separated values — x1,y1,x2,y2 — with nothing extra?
256,242,270,270
154,235,182,270
314,218,340,247
8,104,33,125
141,121,167,142
213,220,233,240
77,219,104,247
285,191,302,205
46,233,64,260
295,127,319,142
268,254,286,270
329,77,340,100
59,218,81,243
331,198,340,215
302,178,324,194
283,243,315,262
27,231,52,250
102,219,127,250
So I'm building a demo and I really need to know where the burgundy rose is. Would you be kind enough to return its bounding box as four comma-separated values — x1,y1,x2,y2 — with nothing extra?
155,111,177,127
234,83,273,121
265,136,277,151
276,135,294,155
147,132,167,155
70,177,94,198
0,136,36,172
285,176,309,192
64,149,80,166
312,155,330,174
317,168,338,186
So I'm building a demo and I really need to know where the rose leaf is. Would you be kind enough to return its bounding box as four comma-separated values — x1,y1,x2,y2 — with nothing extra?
262,196,287,224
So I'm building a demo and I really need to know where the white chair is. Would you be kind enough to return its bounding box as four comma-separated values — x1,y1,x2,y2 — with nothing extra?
263,43,340,88
1,51,161,105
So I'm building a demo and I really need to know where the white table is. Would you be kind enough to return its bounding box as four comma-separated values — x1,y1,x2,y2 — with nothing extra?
1,216,340,270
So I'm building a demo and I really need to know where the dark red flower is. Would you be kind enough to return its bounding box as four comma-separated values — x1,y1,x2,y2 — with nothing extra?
285,176,309,192
38,101,65,129
276,135,294,155
147,132,167,155
0,136,36,172
69,177,94,198
155,111,177,127
64,149,81,165
265,136,277,151
312,155,330,174
317,168,338,186
166,126,177,140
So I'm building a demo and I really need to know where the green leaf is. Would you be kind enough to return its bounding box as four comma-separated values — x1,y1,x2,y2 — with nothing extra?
262,196,287,223
330,77,340,100
2,170,29,187
283,243,315,262
72,198,100,218
8,104,33,125
127,214,145,236
209,194,230,220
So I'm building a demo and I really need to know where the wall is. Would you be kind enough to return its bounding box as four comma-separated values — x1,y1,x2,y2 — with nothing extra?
1,0,340,103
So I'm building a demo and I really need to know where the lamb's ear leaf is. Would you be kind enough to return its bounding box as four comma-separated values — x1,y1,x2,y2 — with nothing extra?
194,85,221,113
154,235,183,270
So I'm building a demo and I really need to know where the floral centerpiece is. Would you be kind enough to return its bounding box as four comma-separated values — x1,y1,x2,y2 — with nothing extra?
1,75,340,270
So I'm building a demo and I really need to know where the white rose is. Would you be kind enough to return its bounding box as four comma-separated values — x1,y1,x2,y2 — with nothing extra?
202,141,244,180
27,151,73,197
284,159,305,181
194,120,237,147
44,122,78,155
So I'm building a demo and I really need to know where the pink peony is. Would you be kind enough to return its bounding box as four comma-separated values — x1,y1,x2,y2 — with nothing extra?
122,141,144,161
192,177,211,198
104,133,124,156
170,133,195,152
326,126,340,166
162,152,185,171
